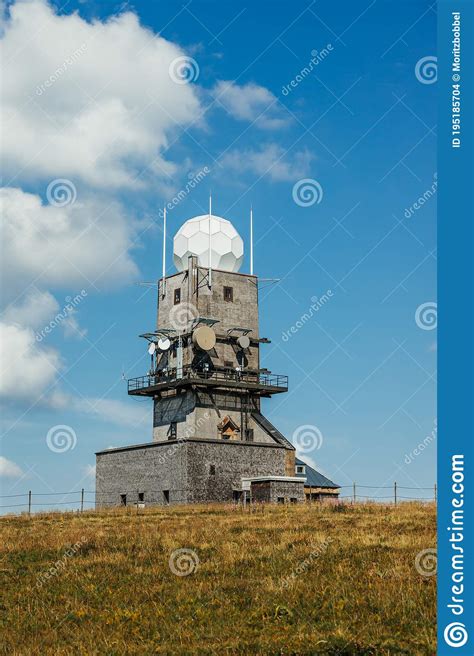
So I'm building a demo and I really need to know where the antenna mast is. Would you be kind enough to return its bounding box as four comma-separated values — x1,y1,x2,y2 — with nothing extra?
208,194,212,289
250,206,254,276
162,206,167,297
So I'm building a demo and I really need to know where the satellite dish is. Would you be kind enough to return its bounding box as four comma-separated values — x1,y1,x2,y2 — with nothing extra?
192,325,216,351
157,337,171,351
148,342,156,355
237,335,250,349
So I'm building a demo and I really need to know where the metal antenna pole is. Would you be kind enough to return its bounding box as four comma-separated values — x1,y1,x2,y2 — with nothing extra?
162,206,167,297
208,194,212,289
250,206,254,275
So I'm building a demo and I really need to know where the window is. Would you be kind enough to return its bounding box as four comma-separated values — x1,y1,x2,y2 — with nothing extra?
296,465,305,474
120,494,127,506
163,490,170,504
224,360,233,368
277,497,285,504
138,492,145,502
209,464,216,475
245,428,254,442
290,498,298,503
168,422,177,439
223,286,233,302
174,288,181,305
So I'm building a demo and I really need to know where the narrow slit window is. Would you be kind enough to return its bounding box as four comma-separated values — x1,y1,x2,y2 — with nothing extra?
210,464,216,475
120,494,127,506
174,288,181,305
223,286,233,302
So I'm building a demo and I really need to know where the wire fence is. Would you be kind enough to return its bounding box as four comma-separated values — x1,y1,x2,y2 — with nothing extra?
0,482,437,515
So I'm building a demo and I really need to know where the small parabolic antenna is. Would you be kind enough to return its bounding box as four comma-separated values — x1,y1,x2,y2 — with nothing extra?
157,337,171,351
237,335,250,349
192,325,216,351
148,342,156,355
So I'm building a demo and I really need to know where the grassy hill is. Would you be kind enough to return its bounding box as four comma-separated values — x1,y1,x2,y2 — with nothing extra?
1,502,436,655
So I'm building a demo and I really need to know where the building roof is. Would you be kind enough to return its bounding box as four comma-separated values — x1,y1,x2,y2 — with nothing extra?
295,457,340,489
251,412,294,450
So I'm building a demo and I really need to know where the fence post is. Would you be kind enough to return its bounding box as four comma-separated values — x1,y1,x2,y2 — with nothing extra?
434,483,437,502
352,482,356,504
394,481,397,505
80,488,84,513
28,490,32,516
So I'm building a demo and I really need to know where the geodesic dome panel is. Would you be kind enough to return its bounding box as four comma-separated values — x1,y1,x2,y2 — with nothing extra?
173,215,244,272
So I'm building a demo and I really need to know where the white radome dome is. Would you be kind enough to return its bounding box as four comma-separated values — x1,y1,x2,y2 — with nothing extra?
173,215,244,272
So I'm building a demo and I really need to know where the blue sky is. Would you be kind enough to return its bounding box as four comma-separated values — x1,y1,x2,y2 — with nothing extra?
0,0,437,510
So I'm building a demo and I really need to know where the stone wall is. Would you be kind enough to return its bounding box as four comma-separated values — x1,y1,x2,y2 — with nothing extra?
185,440,287,503
250,480,305,503
156,258,261,372
95,441,188,508
95,439,287,507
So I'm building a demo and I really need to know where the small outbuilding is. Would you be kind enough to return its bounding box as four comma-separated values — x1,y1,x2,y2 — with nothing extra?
294,458,340,501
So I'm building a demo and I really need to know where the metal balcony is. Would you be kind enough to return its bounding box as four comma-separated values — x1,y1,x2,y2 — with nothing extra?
127,366,288,397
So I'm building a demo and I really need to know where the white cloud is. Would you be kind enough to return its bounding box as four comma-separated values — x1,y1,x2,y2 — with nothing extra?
0,187,139,296
213,80,288,130
0,456,24,478
0,0,201,188
220,143,314,182
73,397,151,428
61,311,88,340
0,321,62,402
2,289,59,330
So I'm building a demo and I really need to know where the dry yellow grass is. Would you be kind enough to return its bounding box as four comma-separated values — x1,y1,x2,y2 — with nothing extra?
1,502,436,655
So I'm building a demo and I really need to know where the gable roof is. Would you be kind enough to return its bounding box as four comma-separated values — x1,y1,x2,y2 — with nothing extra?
295,457,339,489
